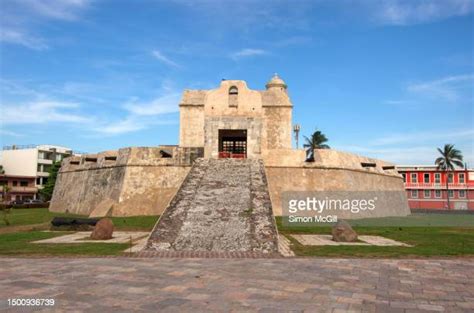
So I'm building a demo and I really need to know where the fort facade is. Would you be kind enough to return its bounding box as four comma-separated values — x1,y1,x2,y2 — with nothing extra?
50,75,410,219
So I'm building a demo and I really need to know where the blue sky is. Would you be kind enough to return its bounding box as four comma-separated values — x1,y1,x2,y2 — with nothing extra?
0,0,473,165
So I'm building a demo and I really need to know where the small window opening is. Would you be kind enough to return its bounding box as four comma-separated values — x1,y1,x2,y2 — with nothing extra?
229,86,238,95
229,86,238,107
160,150,172,158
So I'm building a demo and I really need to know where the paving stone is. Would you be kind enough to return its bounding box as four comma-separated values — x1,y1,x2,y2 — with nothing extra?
0,257,473,312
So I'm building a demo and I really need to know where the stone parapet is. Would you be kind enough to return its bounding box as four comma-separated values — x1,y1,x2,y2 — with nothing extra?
263,148,400,178
50,146,204,217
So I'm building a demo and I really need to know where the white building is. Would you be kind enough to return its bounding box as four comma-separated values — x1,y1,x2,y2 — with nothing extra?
0,144,77,191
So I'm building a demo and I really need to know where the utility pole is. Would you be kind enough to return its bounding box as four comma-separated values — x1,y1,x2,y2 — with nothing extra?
293,124,301,149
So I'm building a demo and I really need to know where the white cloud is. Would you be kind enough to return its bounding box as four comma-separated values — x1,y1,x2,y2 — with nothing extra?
1,101,90,125
93,90,181,135
371,0,474,25
92,117,177,136
341,145,439,164
15,0,92,21
340,145,473,167
230,48,267,60
0,0,92,50
151,50,180,68
337,127,474,166
407,74,474,102
0,129,25,137
93,117,147,135
0,79,181,136
370,128,474,146
124,93,181,116
0,28,48,50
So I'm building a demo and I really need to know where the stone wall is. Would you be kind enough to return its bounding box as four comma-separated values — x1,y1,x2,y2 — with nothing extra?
50,166,126,216
179,105,205,148
203,116,263,158
179,79,293,157
262,106,292,150
263,149,410,217
49,147,200,217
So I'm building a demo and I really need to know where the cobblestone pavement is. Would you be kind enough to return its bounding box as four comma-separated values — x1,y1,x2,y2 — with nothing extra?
0,257,473,312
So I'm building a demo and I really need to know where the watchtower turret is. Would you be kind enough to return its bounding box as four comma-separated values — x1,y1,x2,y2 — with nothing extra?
265,73,287,93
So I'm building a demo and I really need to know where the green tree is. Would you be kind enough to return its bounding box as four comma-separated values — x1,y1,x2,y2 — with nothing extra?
435,144,463,210
39,161,62,201
304,129,330,149
0,165,5,174
1,184,12,225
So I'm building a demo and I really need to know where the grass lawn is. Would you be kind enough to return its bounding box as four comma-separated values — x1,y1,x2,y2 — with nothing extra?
0,208,159,256
1,209,473,257
0,208,159,231
0,208,84,228
277,214,474,257
0,231,129,256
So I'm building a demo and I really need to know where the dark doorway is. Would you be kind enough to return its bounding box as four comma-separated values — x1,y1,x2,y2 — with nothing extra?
218,129,247,158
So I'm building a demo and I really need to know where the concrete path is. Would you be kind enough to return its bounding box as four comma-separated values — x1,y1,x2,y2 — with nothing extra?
1,257,473,312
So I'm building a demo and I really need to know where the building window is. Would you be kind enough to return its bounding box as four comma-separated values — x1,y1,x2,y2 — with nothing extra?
459,173,465,184
424,190,431,198
448,190,454,198
424,173,430,183
459,190,466,198
20,181,28,187
411,173,417,183
448,173,453,183
411,190,418,198
228,86,238,107
12,181,18,186
434,173,441,184
435,190,441,198
36,177,41,185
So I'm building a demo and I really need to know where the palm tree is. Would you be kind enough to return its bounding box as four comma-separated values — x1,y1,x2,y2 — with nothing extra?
435,144,463,210
304,129,330,149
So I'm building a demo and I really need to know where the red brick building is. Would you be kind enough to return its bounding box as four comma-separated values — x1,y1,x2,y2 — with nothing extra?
397,166,474,211
0,174,38,203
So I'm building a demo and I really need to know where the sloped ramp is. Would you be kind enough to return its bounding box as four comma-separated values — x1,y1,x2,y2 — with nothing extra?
145,158,278,254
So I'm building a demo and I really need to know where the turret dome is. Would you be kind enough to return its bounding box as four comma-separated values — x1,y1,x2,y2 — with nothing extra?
265,73,287,90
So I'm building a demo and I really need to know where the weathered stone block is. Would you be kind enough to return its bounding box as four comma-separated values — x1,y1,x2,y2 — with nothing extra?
332,220,358,242
90,218,114,240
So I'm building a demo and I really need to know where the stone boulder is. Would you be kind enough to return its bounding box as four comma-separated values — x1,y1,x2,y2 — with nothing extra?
332,220,358,242
90,218,114,240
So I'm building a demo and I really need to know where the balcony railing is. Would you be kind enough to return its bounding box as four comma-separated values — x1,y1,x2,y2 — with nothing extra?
0,186,38,193
37,158,53,164
218,152,246,159
404,182,469,189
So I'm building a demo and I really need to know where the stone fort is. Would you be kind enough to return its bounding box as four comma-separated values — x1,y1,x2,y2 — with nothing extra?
50,75,409,252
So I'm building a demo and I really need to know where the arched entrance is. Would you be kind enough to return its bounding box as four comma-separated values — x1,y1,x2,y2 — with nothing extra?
218,129,247,158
